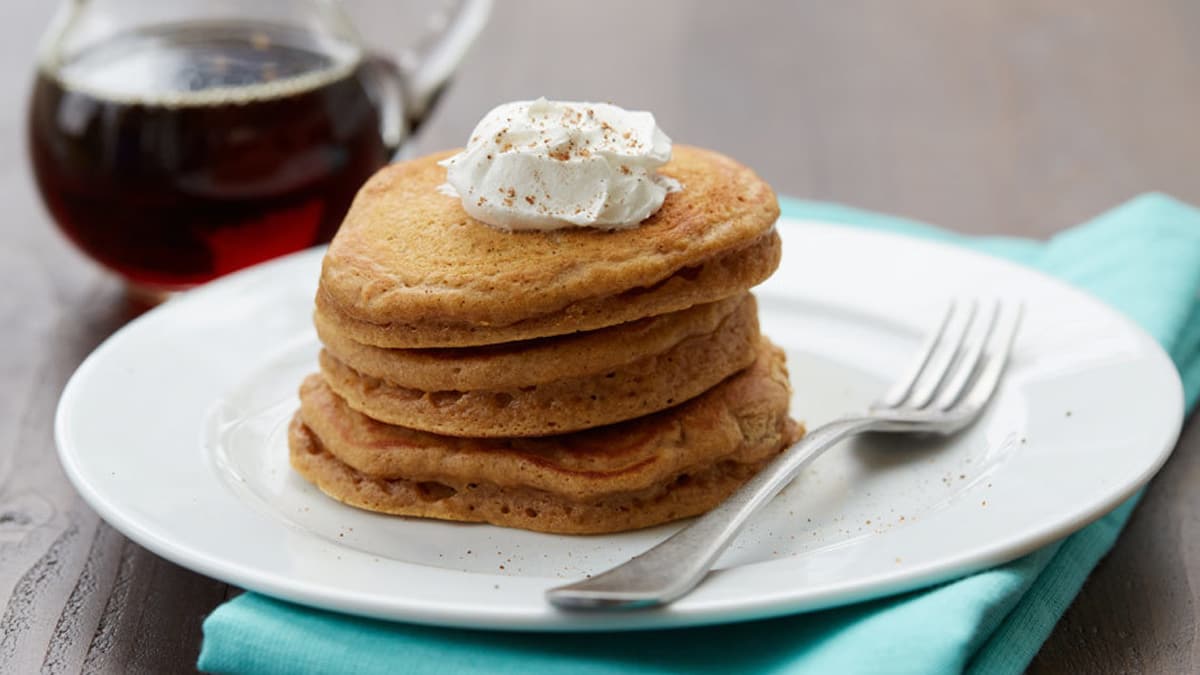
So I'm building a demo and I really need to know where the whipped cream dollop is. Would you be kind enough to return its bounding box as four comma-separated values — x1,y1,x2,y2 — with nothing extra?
438,98,681,231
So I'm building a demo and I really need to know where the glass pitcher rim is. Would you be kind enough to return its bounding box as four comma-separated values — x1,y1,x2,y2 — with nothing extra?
35,0,369,107
36,0,367,69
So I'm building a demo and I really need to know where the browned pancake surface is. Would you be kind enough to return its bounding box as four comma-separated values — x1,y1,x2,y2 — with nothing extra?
299,340,797,499
317,300,759,437
290,341,801,534
316,294,752,391
315,295,760,438
290,424,777,535
317,145,780,347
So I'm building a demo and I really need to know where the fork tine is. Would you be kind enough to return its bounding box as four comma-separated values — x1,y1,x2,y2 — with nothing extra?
903,299,978,409
960,302,1023,412
877,300,958,408
933,299,1000,410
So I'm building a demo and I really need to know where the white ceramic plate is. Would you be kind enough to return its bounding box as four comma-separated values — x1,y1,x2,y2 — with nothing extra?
56,220,1184,631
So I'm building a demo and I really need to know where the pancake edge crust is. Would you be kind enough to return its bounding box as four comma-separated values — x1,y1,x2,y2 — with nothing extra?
320,145,781,332
317,296,761,437
317,229,780,348
289,420,793,535
289,339,803,533
316,294,753,391
300,339,797,497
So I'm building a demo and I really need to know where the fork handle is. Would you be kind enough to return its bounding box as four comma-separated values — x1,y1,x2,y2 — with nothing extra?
546,416,884,610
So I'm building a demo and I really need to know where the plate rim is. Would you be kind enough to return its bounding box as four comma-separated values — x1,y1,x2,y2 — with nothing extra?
54,219,1186,631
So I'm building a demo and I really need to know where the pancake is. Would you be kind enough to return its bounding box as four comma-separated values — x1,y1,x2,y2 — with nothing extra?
315,293,752,392
290,341,801,534
317,145,781,348
291,427,774,535
317,296,761,437
317,230,779,349
302,339,793,495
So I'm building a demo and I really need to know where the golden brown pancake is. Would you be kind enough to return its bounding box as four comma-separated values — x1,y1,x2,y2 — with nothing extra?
289,341,801,534
316,293,752,391
317,296,760,437
291,428,774,535
317,145,781,348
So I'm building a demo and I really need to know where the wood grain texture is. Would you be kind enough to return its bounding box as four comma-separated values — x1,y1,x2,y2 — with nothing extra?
1,1,1197,673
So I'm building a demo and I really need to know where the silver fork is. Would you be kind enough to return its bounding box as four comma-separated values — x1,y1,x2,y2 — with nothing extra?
546,298,1022,610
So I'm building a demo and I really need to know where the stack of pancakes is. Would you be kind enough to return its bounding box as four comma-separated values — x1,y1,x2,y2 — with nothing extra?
290,145,803,534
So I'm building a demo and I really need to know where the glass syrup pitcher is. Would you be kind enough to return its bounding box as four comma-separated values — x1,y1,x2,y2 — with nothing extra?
28,0,490,295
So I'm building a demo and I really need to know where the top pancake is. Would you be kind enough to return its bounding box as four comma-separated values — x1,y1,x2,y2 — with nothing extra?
319,145,780,343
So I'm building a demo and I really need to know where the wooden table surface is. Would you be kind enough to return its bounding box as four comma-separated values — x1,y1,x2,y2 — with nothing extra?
2,1,1197,672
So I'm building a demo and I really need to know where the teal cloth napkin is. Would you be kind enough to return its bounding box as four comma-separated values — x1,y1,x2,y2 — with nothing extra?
199,193,1200,675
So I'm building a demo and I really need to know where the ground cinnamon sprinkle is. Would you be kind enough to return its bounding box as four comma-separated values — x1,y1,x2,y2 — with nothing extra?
441,99,675,226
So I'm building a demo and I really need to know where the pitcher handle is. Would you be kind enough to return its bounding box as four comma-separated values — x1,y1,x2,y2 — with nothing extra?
398,0,492,132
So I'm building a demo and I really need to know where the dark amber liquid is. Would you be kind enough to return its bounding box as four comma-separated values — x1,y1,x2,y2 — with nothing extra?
28,23,389,289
